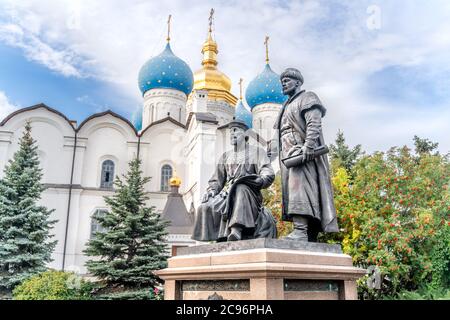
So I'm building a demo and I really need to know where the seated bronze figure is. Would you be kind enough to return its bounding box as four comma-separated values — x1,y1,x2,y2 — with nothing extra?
192,120,276,242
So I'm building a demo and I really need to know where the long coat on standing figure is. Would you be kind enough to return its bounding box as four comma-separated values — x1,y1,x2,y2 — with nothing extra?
268,68,339,242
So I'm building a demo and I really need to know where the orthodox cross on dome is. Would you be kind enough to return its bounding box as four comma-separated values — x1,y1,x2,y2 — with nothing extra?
264,35,270,64
208,8,215,33
238,78,243,100
166,14,172,42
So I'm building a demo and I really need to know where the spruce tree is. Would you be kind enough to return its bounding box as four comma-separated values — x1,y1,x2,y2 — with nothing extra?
0,122,57,293
330,130,363,174
84,157,169,299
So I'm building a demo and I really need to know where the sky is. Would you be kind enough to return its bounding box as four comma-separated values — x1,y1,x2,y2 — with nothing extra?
0,0,449,153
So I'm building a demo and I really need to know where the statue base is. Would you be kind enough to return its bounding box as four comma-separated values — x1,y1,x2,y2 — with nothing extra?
155,238,366,300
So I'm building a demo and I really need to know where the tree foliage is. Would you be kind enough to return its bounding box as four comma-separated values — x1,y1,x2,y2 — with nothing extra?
83,158,169,299
0,122,57,292
329,129,363,174
262,174,293,237
413,135,439,155
326,133,449,299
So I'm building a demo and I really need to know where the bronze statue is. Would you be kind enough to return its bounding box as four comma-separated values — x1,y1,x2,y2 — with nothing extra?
268,68,339,242
192,120,276,242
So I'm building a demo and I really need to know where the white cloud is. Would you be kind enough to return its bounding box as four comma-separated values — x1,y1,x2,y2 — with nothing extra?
0,23,82,77
0,0,449,152
0,91,19,120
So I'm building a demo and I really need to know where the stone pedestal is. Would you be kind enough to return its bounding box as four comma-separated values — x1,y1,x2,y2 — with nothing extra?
155,239,366,300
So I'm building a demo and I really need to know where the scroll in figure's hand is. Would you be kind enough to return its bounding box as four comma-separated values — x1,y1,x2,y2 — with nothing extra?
302,146,315,163
287,146,302,158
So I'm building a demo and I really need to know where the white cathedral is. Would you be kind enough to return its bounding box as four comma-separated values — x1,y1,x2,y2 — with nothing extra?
0,20,287,274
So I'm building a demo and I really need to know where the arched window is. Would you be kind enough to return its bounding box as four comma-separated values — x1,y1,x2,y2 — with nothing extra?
160,164,173,192
90,209,108,238
100,160,115,189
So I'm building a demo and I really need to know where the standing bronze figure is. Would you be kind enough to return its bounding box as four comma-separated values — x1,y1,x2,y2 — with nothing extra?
269,68,339,242
192,120,276,242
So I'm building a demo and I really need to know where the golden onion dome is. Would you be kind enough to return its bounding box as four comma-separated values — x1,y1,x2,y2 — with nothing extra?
169,174,182,187
191,31,237,106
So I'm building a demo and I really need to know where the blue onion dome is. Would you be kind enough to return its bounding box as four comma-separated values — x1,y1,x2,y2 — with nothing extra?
245,64,287,109
235,100,253,129
138,43,194,96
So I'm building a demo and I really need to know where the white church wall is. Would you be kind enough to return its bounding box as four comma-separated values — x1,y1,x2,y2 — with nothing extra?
140,120,187,195
77,115,137,189
190,89,208,113
206,100,234,127
252,102,281,142
71,136,87,186
57,188,82,271
143,89,187,128
0,131,13,174
0,107,75,184
185,118,218,208
137,139,152,185
214,127,227,165
40,187,71,270
0,130,16,180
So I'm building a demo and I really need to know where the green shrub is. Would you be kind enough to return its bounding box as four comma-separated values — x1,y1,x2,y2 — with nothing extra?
92,285,163,300
13,270,94,300
388,287,450,300
428,226,450,290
